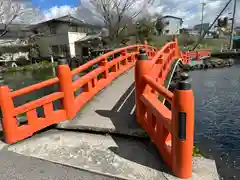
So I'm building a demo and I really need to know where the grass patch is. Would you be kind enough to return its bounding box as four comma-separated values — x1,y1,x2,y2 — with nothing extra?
148,35,229,53
142,132,149,138
193,146,202,157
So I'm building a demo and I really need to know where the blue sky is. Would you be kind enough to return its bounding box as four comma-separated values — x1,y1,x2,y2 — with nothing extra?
32,0,79,11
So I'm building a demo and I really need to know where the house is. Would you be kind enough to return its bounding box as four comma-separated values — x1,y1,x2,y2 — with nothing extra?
180,28,199,36
29,15,104,59
193,23,209,34
160,16,183,35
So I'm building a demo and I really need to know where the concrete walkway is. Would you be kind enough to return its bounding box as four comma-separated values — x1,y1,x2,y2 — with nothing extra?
1,68,219,180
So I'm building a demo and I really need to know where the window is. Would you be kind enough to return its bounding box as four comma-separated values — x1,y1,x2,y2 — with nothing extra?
77,27,83,33
51,45,59,56
59,45,70,56
165,21,170,25
88,28,93,33
69,25,78,32
77,27,88,33
83,27,88,33
50,26,57,34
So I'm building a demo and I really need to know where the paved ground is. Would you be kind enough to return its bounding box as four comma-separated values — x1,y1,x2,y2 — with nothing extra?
7,130,219,180
0,146,119,180
0,68,220,180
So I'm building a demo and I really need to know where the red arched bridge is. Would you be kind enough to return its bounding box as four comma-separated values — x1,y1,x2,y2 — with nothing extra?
0,40,211,179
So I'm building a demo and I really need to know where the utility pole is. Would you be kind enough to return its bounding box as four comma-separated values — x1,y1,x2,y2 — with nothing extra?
192,0,232,50
201,1,206,36
230,0,237,50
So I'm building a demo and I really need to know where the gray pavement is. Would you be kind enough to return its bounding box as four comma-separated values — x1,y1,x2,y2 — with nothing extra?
7,130,219,180
0,148,119,180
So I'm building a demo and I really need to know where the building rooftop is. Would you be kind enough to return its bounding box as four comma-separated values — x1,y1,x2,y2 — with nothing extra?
160,15,183,24
75,32,102,43
30,15,103,29
161,15,182,20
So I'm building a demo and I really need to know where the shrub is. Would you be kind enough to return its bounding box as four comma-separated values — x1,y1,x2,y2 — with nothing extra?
15,56,29,66
178,34,196,46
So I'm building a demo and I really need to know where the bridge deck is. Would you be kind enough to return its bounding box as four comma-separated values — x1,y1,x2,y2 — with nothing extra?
57,67,146,137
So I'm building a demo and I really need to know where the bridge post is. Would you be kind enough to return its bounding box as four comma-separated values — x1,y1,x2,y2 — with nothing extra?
196,51,200,60
171,72,194,179
135,49,152,125
57,58,76,119
144,40,148,54
0,75,18,143
174,39,181,58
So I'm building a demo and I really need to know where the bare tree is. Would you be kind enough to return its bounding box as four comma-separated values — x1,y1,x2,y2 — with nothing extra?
76,0,155,42
155,14,164,35
0,0,41,37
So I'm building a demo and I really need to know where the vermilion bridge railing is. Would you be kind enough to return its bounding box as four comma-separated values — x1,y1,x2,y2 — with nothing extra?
0,40,211,179
0,42,157,144
134,40,210,178
186,50,211,60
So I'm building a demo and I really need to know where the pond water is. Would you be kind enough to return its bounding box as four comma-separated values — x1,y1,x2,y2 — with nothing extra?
190,63,240,180
1,62,240,179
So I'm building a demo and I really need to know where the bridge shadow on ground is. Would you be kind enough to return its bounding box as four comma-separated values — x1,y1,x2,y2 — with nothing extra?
95,82,172,175
95,83,143,137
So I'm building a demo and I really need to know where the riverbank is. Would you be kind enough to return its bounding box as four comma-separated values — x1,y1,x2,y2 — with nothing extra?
211,51,240,59
0,61,58,73
184,58,234,71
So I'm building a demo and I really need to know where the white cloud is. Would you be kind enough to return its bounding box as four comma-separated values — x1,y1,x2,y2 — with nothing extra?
41,0,239,28
42,5,76,21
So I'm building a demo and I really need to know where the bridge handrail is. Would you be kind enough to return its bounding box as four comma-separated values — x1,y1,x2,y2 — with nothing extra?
10,44,145,99
134,40,198,179
185,49,211,60
142,75,173,103
0,42,158,144
11,77,59,98
71,44,144,76
0,40,209,179
71,52,138,93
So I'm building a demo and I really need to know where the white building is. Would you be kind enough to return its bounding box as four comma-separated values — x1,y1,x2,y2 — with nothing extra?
160,16,183,35
30,15,103,59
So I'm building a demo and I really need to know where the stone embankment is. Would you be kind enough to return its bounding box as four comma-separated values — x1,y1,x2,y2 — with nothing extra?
0,61,58,73
183,58,234,71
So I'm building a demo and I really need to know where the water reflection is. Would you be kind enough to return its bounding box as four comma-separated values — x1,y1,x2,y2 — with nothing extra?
2,67,59,118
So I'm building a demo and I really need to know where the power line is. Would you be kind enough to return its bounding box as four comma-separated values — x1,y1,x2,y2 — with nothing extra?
192,0,233,50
